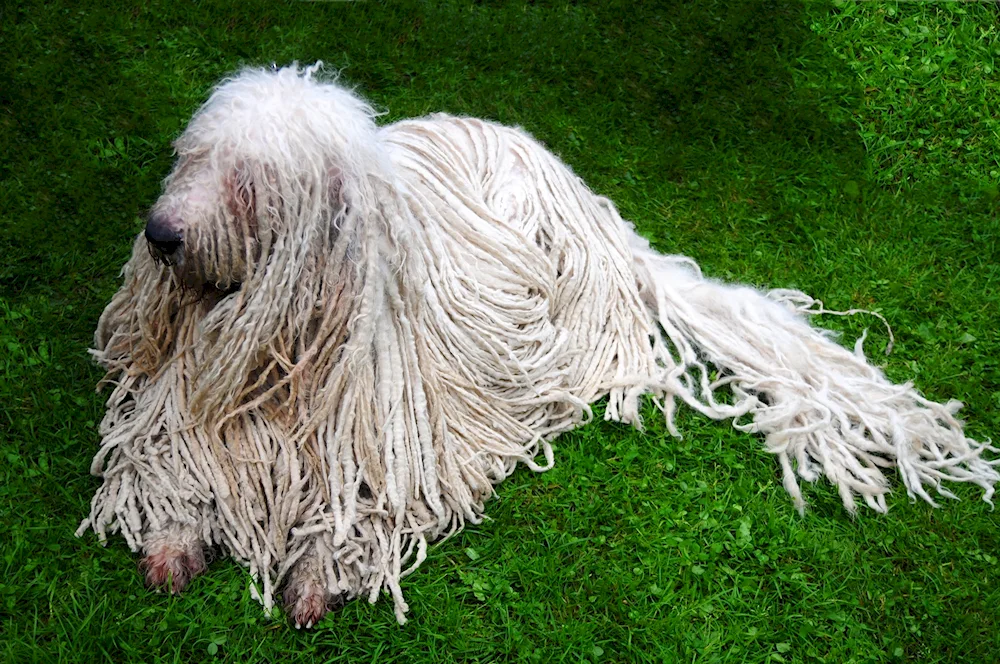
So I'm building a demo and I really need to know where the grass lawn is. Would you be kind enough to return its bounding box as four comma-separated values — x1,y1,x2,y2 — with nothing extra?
2,0,1000,662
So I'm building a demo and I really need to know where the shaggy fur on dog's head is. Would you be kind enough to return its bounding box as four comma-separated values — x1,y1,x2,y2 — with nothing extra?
96,64,405,423
150,64,383,290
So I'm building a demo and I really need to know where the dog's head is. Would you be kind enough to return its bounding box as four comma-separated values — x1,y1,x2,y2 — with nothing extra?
145,63,381,292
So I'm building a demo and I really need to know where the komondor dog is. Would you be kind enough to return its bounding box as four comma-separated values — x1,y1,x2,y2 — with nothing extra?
77,63,998,628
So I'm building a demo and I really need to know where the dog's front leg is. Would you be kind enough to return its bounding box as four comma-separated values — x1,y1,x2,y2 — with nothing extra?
281,536,344,629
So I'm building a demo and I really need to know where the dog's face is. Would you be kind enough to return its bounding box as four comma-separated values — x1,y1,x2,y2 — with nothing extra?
143,66,376,293
145,145,261,293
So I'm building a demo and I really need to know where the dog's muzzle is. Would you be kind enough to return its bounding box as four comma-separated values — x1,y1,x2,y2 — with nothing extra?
145,211,182,263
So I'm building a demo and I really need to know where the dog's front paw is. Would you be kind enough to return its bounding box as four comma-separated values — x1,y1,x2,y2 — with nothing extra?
283,560,344,629
139,526,207,594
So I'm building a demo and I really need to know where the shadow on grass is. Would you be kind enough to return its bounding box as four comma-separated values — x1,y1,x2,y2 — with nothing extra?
0,0,867,299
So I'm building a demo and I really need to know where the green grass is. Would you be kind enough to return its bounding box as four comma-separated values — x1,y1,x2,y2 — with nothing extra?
2,0,1000,662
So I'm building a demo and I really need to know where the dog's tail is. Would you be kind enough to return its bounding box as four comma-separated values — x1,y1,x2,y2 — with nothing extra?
624,227,999,514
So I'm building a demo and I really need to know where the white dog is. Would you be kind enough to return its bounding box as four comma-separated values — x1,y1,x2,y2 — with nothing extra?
78,63,998,628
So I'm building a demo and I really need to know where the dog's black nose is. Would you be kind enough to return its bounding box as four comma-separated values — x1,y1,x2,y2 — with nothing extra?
145,213,182,254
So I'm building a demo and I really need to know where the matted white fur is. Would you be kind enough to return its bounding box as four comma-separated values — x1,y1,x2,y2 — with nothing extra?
77,63,999,624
